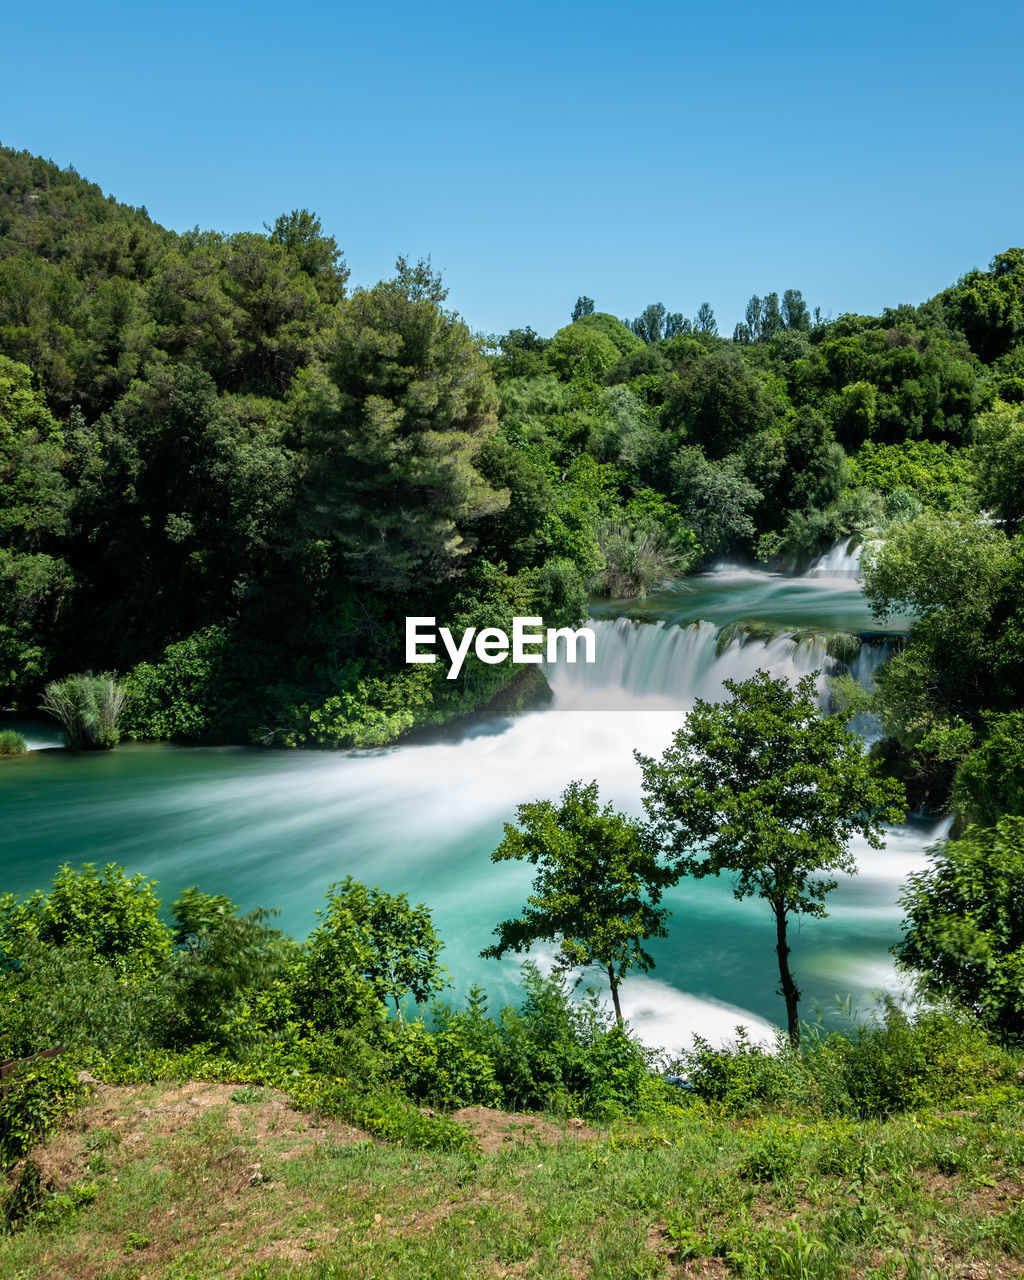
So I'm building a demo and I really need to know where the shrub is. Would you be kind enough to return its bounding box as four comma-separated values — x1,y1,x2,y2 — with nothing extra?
672,1028,802,1114
0,730,27,756
40,673,126,749
0,1057,81,1173
0,863,172,980
592,521,692,597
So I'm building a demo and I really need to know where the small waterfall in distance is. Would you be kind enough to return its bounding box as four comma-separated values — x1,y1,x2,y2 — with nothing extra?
547,618,892,714
802,534,869,578
549,535,897,714
547,618,833,711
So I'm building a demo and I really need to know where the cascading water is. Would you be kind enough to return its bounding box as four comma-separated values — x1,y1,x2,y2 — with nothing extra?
548,617,834,710
0,550,935,1054
803,535,869,578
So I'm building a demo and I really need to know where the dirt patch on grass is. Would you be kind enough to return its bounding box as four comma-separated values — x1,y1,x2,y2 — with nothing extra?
921,1170,1024,1214
449,1106,595,1155
22,1079,367,1196
677,1260,729,1278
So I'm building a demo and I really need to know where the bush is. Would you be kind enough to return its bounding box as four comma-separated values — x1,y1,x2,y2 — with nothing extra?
803,1001,1004,1117
0,1057,81,1173
592,521,692,597
0,863,172,980
432,966,662,1118
672,1027,802,1114
951,712,1024,827
0,730,27,756
40,673,126,750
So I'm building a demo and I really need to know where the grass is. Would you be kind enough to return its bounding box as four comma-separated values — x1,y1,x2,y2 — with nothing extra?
0,730,28,756
2,1077,1024,1278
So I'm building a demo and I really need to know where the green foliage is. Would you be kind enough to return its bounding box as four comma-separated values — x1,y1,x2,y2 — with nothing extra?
849,439,977,512
0,730,27,755
164,887,296,1050
939,247,1024,362
295,258,506,590
895,818,1024,1036
861,512,1023,785
0,940,170,1060
951,712,1024,827
974,399,1024,530
547,321,621,380
637,672,905,1043
482,781,673,1024
40,673,126,750
666,349,783,460
574,311,644,356
805,312,988,448
300,879,448,1027
123,626,231,741
0,1057,81,1172
816,1000,1003,1117
671,446,762,555
0,863,172,980
0,356,72,701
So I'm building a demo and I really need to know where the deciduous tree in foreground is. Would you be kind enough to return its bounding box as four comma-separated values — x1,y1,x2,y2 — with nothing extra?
636,670,905,1046
481,780,673,1025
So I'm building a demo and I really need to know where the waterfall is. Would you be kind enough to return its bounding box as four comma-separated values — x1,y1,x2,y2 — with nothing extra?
804,535,866,579
547,617,836,711
547,617,898,714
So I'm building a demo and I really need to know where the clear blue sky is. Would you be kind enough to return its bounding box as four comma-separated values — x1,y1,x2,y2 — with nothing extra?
2,0,1021,339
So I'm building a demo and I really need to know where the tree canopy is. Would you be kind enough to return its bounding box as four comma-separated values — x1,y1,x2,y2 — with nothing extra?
481,780,673,1024
637,671,905,1043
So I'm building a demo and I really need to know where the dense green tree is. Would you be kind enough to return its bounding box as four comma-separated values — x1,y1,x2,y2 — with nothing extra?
481,780,673,1025
630,303,667,344
571,296,595,321
0,356,72,699
671,446,761,553
304,878,448,1026
950,712,1024,828
267,208,348,303
761,292,784,340
491,326,548,380
861,512,1022,790
744,295,763,341
166,887,295,1047
665,349,782,459
637,671,905,1044
939,248,1024,363
0,863,172,980
848,439,977,512
70,364,294,662
694,302,717,336
574,312,643,357
782,289,811,332
974,400,1024,532
294,259,507,590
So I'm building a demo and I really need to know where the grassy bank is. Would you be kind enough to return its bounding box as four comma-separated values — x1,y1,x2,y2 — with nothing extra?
2,1068,1024,1279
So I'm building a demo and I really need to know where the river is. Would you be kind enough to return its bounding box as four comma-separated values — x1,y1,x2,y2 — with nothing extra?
0,539,942,1053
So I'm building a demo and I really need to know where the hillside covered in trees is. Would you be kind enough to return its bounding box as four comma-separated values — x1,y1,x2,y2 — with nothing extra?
3,144,1024,816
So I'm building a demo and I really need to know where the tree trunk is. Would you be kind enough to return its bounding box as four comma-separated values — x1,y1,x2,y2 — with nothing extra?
393,994,404,1029
607,966,623,1027
773,904,801,1049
